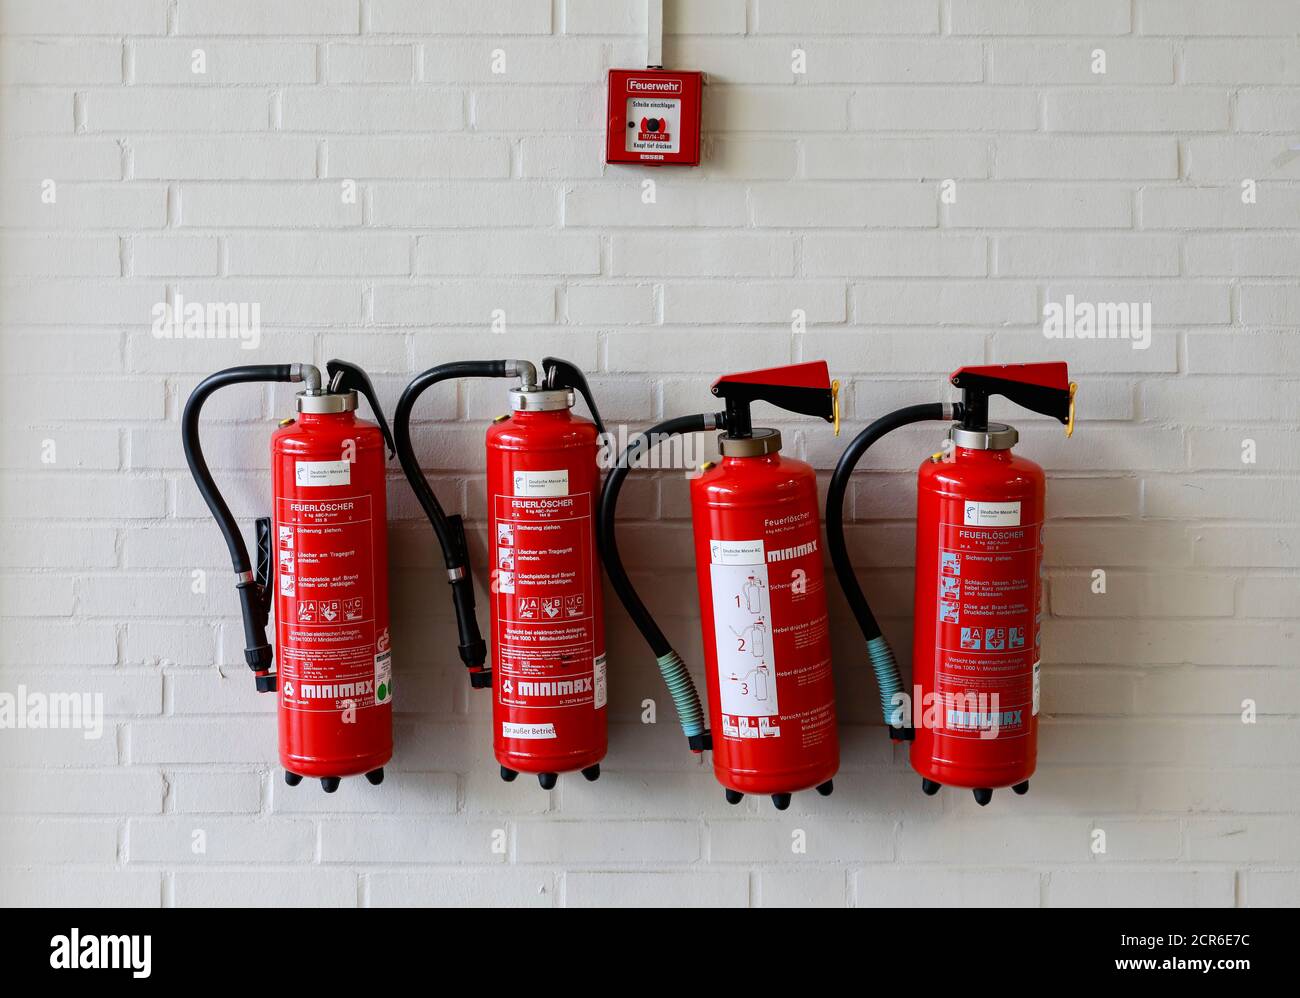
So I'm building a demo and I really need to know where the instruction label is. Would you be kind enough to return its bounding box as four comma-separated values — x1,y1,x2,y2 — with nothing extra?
933,505,1040,739
625,94,681,154
710,538,780,737
275,493,387,713
493,471,600,739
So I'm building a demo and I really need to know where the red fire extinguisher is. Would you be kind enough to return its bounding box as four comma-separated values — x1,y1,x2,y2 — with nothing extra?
600,362,841,809
393,358,607,790
825,363,1076,805
182,360,397,792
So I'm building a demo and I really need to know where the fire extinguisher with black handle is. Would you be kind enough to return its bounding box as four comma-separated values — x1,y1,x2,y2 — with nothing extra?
393,357,607,790
600,362,842,810
825,362,1076,806
182,360,397,792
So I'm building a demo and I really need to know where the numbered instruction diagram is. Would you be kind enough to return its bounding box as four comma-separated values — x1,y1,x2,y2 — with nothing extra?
710,538,780,739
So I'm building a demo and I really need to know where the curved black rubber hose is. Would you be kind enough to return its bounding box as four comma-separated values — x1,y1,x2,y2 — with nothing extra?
181,364,298,679
598,414,711,657
393,360,510,672
182,365,295,574
825,403,947,643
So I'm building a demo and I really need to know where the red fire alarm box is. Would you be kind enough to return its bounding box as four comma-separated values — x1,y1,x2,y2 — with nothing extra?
605,68,703,167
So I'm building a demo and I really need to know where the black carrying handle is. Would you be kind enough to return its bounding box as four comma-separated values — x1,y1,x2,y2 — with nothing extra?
543,356,607,437
392,360,512,684
327,359,397,458
182,364,305,692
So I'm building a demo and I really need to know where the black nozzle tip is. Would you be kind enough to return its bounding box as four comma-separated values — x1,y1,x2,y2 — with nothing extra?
245,645,273,670
889,724,916,742
460,641,488,669
254,673,276,694
688,731,712,752
468,669,492,690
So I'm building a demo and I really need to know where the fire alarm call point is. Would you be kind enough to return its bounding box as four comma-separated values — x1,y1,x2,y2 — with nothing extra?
605,68,703,167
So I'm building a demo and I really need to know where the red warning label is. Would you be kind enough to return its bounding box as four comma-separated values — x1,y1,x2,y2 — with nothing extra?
933,503,1040,740
492,488,601,720
275,494,390,713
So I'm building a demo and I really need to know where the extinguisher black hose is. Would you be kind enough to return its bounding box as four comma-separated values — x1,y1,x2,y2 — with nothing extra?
181,364,301,686
825,402,951,734
392,360,511,676
598,414,713,748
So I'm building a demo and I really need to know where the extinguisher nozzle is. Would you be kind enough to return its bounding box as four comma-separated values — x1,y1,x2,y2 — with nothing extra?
866,635,907,734
655,650,707,746
468,668,492,690
254,673,276,694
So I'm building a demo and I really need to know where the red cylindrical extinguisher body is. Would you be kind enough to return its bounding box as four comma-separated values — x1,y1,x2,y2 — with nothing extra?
690,450,839,795
910,445,1044,790
486,407,606,774
271,410,393,778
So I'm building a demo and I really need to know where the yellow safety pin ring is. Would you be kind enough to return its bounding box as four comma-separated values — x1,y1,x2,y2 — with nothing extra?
831,379,841,437
1065,382,1078,438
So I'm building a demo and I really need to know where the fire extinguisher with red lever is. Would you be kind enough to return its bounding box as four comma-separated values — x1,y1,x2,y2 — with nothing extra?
182,360,397,792
600,362,841,810
392,358,607,790
825,363,1077,805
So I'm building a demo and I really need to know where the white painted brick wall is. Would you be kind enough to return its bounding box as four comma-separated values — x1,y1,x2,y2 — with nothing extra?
0,0,1297,909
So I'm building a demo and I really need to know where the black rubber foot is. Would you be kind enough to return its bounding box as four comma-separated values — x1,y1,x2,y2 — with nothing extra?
500,766,518,783
724,788,744,805
284,771,302,787
815,779,834,797
538,772,558,790
321,777,341,794
921,778,941,796
365,767,384,786
771,793,792,811
973,787,993,806
581,764,601,782
1012,780,1030,795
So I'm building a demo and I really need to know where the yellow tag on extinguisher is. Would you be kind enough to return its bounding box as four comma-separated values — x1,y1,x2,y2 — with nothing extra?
1066,382,1078,438
831,379,841,436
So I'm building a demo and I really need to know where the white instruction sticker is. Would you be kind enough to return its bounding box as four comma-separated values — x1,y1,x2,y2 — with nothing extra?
708,538,765,567
709,538,780,725
502,721,557,740
963,500,1022,527
295,459,351,488
625,95,681,154
374,649,392,705
593,652,607,709
512,469,569,497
